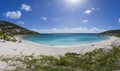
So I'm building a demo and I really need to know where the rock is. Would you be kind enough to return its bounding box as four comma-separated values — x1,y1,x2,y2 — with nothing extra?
0,61,8,71
111,39,120,47
0,39,5,43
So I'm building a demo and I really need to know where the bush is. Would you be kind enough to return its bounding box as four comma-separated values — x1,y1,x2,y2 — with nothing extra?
2,47,120,71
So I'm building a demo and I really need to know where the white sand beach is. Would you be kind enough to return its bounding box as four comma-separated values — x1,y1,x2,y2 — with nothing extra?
0,36,119,70
0,36,119,56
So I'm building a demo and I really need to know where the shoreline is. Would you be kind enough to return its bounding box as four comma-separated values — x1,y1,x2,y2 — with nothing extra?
0,36,119,56
21,36,111,48
20,34,110,48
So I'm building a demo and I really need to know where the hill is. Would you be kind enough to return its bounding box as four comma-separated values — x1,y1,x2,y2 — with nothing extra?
101,30,120,37
0,21,39,35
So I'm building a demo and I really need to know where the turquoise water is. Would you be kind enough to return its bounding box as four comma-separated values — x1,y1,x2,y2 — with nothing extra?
22,33,108,46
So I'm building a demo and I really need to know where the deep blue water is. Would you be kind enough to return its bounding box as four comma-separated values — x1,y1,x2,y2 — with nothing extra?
22,33,108,46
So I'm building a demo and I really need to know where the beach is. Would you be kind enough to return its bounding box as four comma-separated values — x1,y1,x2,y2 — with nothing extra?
0,36,119,56
0,36,119,70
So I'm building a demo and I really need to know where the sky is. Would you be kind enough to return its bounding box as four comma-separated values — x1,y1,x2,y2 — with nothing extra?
0,0,120,33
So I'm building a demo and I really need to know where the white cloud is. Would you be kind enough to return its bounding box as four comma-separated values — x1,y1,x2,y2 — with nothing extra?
84,7,100,15
118,18,120,23
91,8,95,10
32,29,42,32
5,11,22,19
84,9,92,15
21,4,32,12
51,18,60,22
32,27,105,33
52,28,57,31
18,21,25,25
82,19,88,23
91,7,100,10
41,16,48,21
90,27,101,32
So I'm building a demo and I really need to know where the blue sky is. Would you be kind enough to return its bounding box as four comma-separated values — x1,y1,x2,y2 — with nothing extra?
0,0,120,33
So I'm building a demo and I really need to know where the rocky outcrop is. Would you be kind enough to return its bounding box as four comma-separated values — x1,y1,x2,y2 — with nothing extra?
111,39,120,47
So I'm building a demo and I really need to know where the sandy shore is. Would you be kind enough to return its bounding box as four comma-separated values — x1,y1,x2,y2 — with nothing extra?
0,36,119,56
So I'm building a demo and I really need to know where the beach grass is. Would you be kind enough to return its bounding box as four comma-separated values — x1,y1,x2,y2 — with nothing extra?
2,46,120,71
0,30,120,71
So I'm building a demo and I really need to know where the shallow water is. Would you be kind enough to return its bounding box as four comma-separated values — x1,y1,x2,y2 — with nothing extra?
22,33,108,46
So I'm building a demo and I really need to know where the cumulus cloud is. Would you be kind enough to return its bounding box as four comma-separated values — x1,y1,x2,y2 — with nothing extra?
118,18,120,23
21,4,32,12
82,19,88,23
5,11,22,19
84,9,92,15
84,7,100,15
90,27,101,32
18,21,25,25
41,16,48,21
32,27,105,33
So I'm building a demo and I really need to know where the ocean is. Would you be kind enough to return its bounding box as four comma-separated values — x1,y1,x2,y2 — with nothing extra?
22,33,108,46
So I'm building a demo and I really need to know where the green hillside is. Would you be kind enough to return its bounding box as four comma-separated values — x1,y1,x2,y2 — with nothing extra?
101,30,120,37
0,21,39,35
0,21,39,41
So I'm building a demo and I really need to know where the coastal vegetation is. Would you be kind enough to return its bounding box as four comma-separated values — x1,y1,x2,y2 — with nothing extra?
1,46,120,71
0,21,39,35
0,20,120,42
0,21,39,41
0,21,120,71
101,30,120,37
